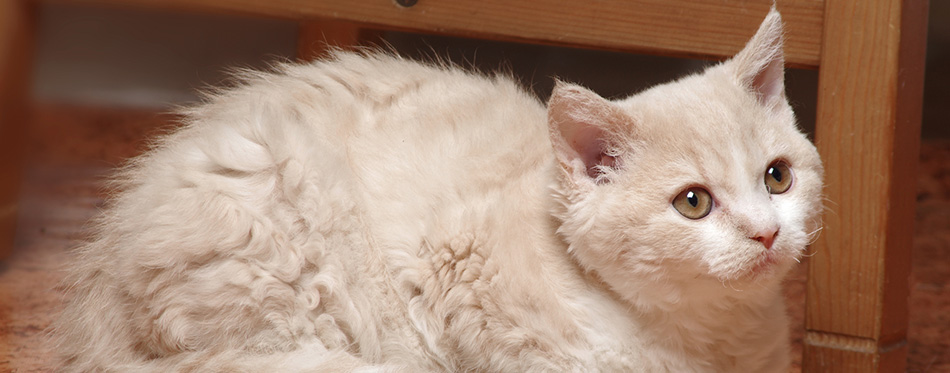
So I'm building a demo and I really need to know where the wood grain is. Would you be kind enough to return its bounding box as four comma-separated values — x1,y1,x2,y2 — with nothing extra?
50,0,825,67
805,0,928,370
803,331,908,372
0,0,34,259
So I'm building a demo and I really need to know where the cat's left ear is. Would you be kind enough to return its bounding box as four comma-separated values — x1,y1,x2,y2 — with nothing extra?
728,7,786,106
547,81,629,187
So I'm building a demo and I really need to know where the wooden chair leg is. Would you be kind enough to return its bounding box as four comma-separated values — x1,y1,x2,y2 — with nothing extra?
297,19,382,62
0,0,35,260
805,0,928,371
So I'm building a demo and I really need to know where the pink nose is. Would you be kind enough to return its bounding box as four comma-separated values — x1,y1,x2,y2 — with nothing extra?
752,227,779,249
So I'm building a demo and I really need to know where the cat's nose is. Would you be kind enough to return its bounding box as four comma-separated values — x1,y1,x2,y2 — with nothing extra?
751,227,779,249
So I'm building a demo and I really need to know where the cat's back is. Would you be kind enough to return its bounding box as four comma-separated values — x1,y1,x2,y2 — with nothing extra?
236,52,554,249
125,51,551,246
174,51,549,195
55,51,553,371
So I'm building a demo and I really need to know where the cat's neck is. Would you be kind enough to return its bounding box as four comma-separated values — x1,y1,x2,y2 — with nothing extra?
577,257,784,323
565,267,788,370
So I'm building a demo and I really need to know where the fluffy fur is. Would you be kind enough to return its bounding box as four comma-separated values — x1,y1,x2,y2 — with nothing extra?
53,9,823,372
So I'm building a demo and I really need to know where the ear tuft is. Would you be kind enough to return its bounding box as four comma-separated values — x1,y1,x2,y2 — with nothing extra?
547,81,625,185
729,7,786,105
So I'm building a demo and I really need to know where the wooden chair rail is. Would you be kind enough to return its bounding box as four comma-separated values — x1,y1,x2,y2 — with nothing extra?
52,0,825,67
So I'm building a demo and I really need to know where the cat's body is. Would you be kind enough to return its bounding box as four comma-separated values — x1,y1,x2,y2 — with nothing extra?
53,10,822,372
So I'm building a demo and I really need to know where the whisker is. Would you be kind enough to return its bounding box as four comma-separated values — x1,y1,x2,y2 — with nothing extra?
822,196,840,208
806,226,824,246
821,201,839,220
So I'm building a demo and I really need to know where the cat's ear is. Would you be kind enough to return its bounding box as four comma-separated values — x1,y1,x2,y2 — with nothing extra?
547,81,627,186
728,7,786,106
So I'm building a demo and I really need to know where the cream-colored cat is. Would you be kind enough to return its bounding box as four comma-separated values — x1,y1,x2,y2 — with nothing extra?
53,9,822,372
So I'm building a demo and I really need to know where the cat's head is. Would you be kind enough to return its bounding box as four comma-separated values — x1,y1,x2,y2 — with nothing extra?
548,9,823,307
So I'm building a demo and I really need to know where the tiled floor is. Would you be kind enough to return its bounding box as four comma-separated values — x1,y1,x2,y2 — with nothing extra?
0,104,947,372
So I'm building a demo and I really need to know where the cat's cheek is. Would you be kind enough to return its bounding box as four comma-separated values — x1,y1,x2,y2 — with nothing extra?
694,221,744,277
770,193,818,248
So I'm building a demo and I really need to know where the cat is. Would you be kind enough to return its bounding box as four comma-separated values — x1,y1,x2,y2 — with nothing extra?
52,8,823,372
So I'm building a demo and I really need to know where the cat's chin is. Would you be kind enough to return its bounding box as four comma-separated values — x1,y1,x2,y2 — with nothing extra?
690,251,799,297
749,251,782,277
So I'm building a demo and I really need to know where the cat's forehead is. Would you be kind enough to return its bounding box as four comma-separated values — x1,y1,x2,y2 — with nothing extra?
624,71,766,138
616,71,796,188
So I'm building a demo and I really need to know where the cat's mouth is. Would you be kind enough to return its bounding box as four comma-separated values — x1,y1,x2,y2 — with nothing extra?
750,252,779,276
743,247,798,281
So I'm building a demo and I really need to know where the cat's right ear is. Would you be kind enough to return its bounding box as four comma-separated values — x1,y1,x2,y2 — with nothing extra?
728,7,786,107
547,81,627,187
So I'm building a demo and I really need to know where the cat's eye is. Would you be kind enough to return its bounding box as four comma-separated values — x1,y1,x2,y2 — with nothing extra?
672,187,713,219
765,161,793,194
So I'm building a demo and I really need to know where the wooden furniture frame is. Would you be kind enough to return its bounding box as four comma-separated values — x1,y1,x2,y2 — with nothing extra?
0,0,928,371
